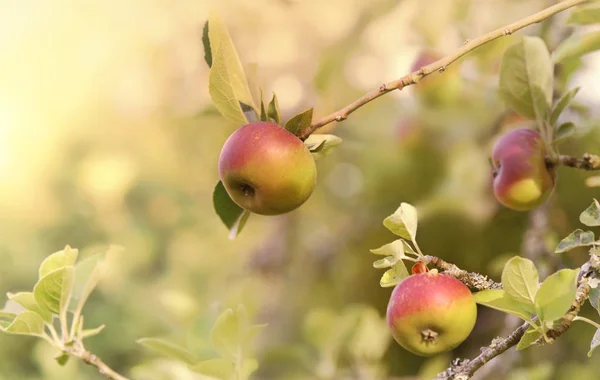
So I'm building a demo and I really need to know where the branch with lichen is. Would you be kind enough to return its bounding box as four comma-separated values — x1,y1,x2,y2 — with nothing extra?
298,0,590,139
431,253,600,380
555,153,600,171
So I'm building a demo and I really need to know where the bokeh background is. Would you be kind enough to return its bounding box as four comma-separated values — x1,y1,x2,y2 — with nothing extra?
1,0,600,379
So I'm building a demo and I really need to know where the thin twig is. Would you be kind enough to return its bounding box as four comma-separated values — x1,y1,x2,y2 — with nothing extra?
298,0,589,139
425,256,502,291
556,153,600,171
66,346,130,380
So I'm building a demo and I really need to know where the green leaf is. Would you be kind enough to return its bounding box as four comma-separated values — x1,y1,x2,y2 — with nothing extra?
580,199,600,226
589,286,599,313
516,324,543,350
207,12,254,125
137,337,199,365
267,93,281,124
553,31,600,63
33,266,74,316
550,87,580,125
499,37,553,120
588,329,600,357
211,307,246,361
239,358,259,380
501,256,539,309
303,134,342,158
473,289,533,321
39,246,78,278
68,248,114,313
555,229,596,253
383,203,419,241
259,90,268,122
373,256,398,269
202,21,212,68
188,358,235,379
0,310,45,336
554,122,576,143
82,324,106,339
380,261,409,288
535,269,579,322
370,239,406,258
7,292,52,323
284,108,313,135
54,352,70,366
0,311,16,321
213,181,251,239
568,5,600,25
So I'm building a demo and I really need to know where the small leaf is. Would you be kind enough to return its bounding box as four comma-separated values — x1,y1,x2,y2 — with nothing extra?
202,21,212,68
370,239,406,259
517,324,543,350
33,266,75,316
501,256,539,309
82,324,106,339
213,181,250,239
137,337,198,365
535,268,579,322
550,87,580,125
284,108,313,135
303,134,342,158
588,329,600,357
380,261,409,288
473,289,533,321
39,246,78,278
589,286,599,313
54,352,70,366
0,310,45,336
373,256,398,269
383,203,419,241
7,292,52,323
259,90,268,122
555,229,596,253
267,93,281,124
189,358,235,379
554,122,576,143
568,5,600,25
240,358,259,380
580,199,600,226
499,37,553,120
210,307,245,361
553,31,600,63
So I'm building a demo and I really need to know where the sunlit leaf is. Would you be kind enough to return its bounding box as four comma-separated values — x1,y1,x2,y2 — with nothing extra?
189,358,234,379
380,261,409,288
383,203,418,241
267,93,281,124
553,31,600,63
33,266,74,316
580,199,600,226
304,134,342,159
535,269,579,322
370,239,406,258
555,229,596,253
501,256,538,309
137,337,198,365
516,324,543,350
473,289,533,321
7,292,52,323
499,37,553,120
284,108,313,135
210,306,245,361
213,181,250,239
373,256,398,269
39,246,78,278
68,247,116,314
0,310,44,337
550,87,580,125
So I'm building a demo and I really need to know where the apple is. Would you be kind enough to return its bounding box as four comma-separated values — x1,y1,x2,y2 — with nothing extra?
386,272,477,356
218,122,317,215
491,128,556,211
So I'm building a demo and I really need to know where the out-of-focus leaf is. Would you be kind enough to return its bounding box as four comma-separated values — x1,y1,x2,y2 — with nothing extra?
554,122,576,143
580,199,600,226
137,338,198,365
54,352,70,366
347,308,391,361
568,5,600,25
213,181,250,239
383,203,418,241
473,289,533,321
0,311,45,337
68,247,117,313
550,87,579,125
555,229,596,253
284,109,313,135
517,324,543,350
189,358,234,379
304,134,342,159
380,261,409,288
588,329,600,357
535,269,579,322
499,37,553,120
553,32,600,63
33,266,74,316
501,256,538,310
7,292,52,323
82,324,106,339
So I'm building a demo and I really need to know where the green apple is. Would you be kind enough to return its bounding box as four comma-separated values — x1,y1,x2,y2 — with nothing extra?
218,122,317,215
492,128,556,211
386,272,477,356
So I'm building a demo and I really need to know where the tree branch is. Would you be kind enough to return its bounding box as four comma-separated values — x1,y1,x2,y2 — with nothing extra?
298,0,589,139
425,256,502,291
556,153,600,171
65,345,129,380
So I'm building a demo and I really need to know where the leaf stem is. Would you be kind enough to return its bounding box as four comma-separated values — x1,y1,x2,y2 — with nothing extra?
574,316,600,330
298,0,590,139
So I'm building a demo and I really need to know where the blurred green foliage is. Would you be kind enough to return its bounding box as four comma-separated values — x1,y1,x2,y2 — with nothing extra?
1,0,600,379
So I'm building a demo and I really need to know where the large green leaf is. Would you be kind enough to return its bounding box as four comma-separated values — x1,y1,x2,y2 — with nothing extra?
580,199,600,226
213,181,250,239
0,310,45,337
137,337,199,365
535,269,579,322
33,266,74,316
207,12,254,125
473,289,533,321
383,203,418,241
284,109,313,135
516,324,543,350
7,292,52,323
553,32,600,63
501,256,539,310
39,246,78,278
555,229,596,253
499,37,553,120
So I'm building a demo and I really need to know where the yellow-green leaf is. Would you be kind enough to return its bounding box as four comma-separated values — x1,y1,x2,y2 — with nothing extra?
580,199,600,227
383,203,418,241
33,266,74,316
137,337,198,365
501,256,538,309
473,289,533,321
380,261,409,288
284,108,313,135
535,269,579,322
7,292,52,323
555,229,596,253
516,324,543,350
0,310,45,337
39,246,78,278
